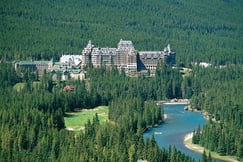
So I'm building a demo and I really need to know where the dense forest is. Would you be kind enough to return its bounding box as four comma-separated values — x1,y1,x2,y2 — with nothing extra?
191,65,243,160
0,63,196,161
1,0,243,161
1,0,243,65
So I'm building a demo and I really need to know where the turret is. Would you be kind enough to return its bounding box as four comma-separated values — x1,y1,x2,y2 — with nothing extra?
81,40,94,67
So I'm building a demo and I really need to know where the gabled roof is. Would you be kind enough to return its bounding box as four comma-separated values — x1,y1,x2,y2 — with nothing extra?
118,39,134,50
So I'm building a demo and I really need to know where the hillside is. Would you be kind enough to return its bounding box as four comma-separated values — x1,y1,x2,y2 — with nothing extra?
1,0,243,65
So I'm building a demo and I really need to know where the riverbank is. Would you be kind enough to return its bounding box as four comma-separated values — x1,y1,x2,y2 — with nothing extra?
184,105,220,123
183,132,240,162
144,104,212,161
156,99,189,105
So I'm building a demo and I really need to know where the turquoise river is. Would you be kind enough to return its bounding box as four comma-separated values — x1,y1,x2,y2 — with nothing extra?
143,104,223,162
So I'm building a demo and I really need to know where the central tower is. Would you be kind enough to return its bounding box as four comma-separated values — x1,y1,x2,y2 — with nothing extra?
116,39,137,73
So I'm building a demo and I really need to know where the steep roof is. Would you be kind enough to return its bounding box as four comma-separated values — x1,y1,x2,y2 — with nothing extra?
117,39,134,50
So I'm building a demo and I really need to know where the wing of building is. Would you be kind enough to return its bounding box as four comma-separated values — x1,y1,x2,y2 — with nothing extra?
14,60,53,75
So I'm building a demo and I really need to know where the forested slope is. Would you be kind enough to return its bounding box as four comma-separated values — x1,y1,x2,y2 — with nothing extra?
190,65,243,161
1,0,243,161
1,0,243,64
0,63,197,161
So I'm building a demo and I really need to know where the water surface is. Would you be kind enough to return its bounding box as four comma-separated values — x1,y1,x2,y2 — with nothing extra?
143,104,222,162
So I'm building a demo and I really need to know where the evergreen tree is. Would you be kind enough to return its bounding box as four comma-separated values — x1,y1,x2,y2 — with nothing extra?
200,150,207,162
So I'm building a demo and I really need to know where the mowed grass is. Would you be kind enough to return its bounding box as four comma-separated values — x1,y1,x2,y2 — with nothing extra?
64,106,108,131
13,83,26,92
13,82,40,92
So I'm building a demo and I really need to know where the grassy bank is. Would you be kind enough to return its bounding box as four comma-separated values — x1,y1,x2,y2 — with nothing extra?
13,82,40,92
183,133,240,162
64,106,108,132
13,83,25,92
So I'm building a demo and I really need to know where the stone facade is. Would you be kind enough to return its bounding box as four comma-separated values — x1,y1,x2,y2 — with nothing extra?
138,44,175,71
81,39,176,73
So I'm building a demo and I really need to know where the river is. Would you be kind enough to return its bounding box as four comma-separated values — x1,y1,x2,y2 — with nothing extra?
143,104,222,162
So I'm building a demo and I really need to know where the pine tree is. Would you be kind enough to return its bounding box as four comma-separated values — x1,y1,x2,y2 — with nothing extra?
200,150,207,162
128,144,135,162
208,152,212,162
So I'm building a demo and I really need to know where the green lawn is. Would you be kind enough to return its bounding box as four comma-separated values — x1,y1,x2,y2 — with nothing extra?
64,106,108,131
13,82,40,92
13,83,26,92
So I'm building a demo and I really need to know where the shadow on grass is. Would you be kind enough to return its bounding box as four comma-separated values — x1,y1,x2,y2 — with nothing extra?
64,113,75,118
64,108,84,117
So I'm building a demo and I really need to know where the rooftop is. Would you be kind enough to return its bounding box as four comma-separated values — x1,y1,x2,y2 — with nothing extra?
16,60,51,65
117,39,135,49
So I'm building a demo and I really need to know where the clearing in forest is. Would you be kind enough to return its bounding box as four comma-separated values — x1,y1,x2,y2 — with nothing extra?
64,106,108,132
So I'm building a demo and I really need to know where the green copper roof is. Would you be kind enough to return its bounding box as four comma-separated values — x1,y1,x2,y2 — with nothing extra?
16,60,51,65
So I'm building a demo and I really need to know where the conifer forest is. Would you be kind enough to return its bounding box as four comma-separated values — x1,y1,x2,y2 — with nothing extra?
0,0,243,161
